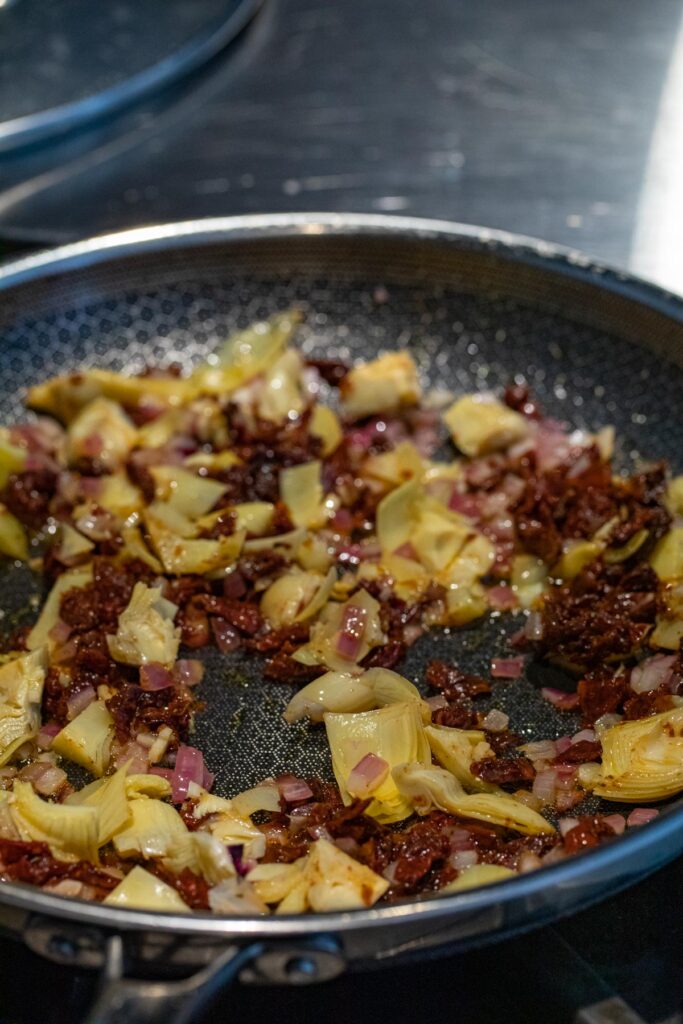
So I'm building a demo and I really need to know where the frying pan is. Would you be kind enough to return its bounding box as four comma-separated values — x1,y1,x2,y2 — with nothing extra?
1,213,683,1023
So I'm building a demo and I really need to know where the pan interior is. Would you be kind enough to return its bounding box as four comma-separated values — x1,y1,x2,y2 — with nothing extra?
1,232,682,808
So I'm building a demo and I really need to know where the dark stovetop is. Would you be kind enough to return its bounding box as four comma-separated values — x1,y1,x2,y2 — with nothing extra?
1,858,682,1024
2,1,683,1021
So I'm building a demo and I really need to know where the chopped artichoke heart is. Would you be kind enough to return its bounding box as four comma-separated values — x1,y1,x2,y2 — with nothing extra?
29,369,193,423
12,780,99,863
604,528,649,564
444,393,530,457
52,700,114,777
164,831,236,884
66,397,137,470
196,310,302,394
120,524,163,572
57,522,95,562
104,865,190,911
305,837,389,911
95,472,144,517
309,405,343,456
230,502,275,536
412,506,471,574
113,797,187,858
231,782,281,818
324,702,430,823
125,774,173,800
243,527,305,554
593,708,683,801
425,725,499,793
511,554,547,609
77,764,131,845
0,648,47,766
443,583,488,626
150,466,227,518
363,441,424,488
208,809,266,859
363,667,431,722
145,508,245,575
247,859,307,904
260,568,335,629
393,764,554,835
27,565,93,651
0,508,29,561
258,349,305,422
650,528,683,582
300,588,384,672
284,671,375,723
376,477,419,556
441,864,516,893
0,437,26,489
381,553,431,603
666,476,683,516
341,352,421,420
107,583,180,666
554,540,602,580
280,461,325,528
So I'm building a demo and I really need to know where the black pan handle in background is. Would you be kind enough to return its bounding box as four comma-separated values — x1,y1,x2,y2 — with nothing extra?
82,934,345,1024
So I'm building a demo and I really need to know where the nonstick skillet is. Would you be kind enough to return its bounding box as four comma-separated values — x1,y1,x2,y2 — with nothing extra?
1,213,683,1024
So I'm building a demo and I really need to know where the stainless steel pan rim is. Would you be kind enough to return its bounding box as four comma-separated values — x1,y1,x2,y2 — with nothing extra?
0,212,682,942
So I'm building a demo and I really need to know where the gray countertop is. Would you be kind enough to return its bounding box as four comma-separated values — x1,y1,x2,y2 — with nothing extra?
2,0,683,293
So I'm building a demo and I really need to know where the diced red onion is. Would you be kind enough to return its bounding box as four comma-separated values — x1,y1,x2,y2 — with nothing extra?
75,506,118,542
518,851,543,873
426,695,448,711
450,849,478,870
18,762,67,796
627,807,659,827
48,620,72,645
347,753,389,797
571,729,597,745
66,685,96,721
500,474,526,504
483,514,515,542
279,777,314,803
173,660,205,687
532,768,557,804
558,816,579,838
448,491,481,518
482,709,509,732
402,622,424,646
594,713,623,732
630,654,676,694
171,745,207,804
79,476,103,499
603,813,626,836
555,789,583,812
449,827,473,851
541,687,580,710
113,740,149,774
52,639,78,665
211,617,242,654
541,845,568,866
554,736,572,754
37,722,61,750
487,585,518,612
335,604,368,661
491,657,524,679
554,764,577,787
523,611,545,641
331,507,354,533
139,663,175,691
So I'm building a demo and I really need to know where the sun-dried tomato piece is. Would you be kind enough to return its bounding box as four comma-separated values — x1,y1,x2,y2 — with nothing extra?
552,740,602,765
425,660,491,700
577,669,628,726
563,816,617,854
471,756,535,787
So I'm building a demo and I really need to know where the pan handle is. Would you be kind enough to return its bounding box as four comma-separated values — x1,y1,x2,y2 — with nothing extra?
83,933,345,1024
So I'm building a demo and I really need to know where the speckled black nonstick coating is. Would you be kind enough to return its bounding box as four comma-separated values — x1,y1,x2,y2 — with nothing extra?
1,232,682,814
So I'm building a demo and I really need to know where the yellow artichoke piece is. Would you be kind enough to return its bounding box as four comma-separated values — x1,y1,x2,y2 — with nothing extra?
184,449,242,472
324,702,430,824
284,671,376,724
150,466,227,519
0,437,26,490
0,648,47,766
363,441,424,488
113,797,187,859
104,865,190,912
163,831,236,885
590,708,683,802
29,369,193,423
243,526,305,554
511,554,548,609
70,764,131,845
0,507,29,561
305,837,389,912
440,864,516,893
190,310,302,395
425,725,498,793
651,528,683,582
96,472,145,518
145,507,244,575
229,502,275,536
52,700,114,777
443,583,488,626
280,460,325,529
207,809,267,860
341,352,421,421
66,397,137,471
309,405,342,456
666,476,683,516
381,553,431,603
107,583,180,667
553,540,602,580
120,523,163,573
11,780,99,863
247,859,307,905
27,565,93,651
231,782,281,818
260,568,335,629
125,774,172,800
443,393,530,457
297,588,385,672
258,349,306,423
393,763,554,835
376,477,420,556
56,523,95,563
604,529,649,564
363,667,431,722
